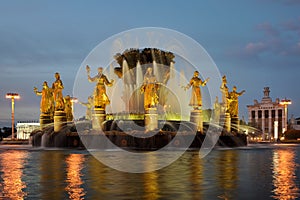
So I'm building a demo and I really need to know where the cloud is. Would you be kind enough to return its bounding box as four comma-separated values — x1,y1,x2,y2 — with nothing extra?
281,17,300,35
230,17,300,59
245,42,267,54
256,22,280,37
0,27,88,69
286,41,300,55
235,37,282,58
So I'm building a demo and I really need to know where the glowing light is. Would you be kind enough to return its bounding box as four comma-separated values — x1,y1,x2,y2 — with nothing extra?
5,93,20,99
279,98,292,105
274,121,278,140
70,97,78,103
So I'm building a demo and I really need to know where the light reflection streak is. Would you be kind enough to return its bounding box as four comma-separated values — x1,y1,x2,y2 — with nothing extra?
0,150,28,199
143,153,159,200
65,154,86,200
216,150,238,199
144,171,159,200
217,150,238,190
191,152,203,199
272,149,300,199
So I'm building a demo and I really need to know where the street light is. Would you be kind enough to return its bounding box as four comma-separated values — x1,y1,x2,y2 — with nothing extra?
6,93,20,140
280,98,292,133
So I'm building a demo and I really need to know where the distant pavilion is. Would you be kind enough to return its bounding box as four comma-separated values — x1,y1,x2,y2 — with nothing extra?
247,87,286,139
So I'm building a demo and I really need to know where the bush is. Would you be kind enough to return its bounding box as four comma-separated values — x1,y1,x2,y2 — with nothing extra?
284,130,300,140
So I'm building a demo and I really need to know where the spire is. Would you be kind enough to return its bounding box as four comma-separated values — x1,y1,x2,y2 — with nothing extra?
263,87,270,97
262,87,272,103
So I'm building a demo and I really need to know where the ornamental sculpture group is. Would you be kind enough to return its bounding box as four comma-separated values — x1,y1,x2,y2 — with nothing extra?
218,75,245,132
34,62,244,133
34,72,74,131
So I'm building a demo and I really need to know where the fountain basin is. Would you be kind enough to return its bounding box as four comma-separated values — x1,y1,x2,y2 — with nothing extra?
30,120,247,149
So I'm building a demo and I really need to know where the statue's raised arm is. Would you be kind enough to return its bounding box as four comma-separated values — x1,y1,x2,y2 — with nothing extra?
33,87,41,96
238,90,246,96
203,77,210,85
86,65,95,82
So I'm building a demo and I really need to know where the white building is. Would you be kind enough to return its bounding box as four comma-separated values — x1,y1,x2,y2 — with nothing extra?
16,121,40,139
247,87,285,139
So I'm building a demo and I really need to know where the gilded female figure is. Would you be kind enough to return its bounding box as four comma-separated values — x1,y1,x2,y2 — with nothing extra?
52,72,65,111
140,67,159,108
34,81,54,114
86,65,114,109
220,75,229,111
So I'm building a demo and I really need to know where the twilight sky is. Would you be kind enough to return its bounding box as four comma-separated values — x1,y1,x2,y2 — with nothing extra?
0,0,300,126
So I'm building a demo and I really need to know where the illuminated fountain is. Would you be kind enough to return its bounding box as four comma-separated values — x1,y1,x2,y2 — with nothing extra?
111,48,180,131
30,48,247,149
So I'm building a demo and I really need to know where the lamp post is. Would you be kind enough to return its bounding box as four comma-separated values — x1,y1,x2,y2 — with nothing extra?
6,93,20,140
280,98,292,134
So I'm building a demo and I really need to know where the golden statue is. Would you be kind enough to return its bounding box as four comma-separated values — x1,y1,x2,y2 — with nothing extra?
79,96,93,120
228,86,245,117
34,81,54,114
52,72,65,111
213,96,221,121
220,75,229,112
64,95,73,121
86,65,114,109
184,71,209,109
140,67,159,108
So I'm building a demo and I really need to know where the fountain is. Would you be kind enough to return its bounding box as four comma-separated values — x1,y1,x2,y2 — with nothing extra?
30,48,247,149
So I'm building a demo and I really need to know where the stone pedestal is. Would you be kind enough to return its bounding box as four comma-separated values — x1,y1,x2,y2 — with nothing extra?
145,108,158,131
220,112,231,132
92,108,106,130
190,109,203,133
231,116,239,133
40,113,52,129
54,110,67,132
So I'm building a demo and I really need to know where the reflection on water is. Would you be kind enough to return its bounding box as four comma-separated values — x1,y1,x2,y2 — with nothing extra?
216,150,238,199
65,154,86,200
0,145,299,199
190,152,203,200
272,148,300,199
143,154,159,200
40,151,65,199
0,150,28,199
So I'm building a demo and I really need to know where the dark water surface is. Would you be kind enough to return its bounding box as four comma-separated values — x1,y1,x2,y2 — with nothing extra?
0,144,299,200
